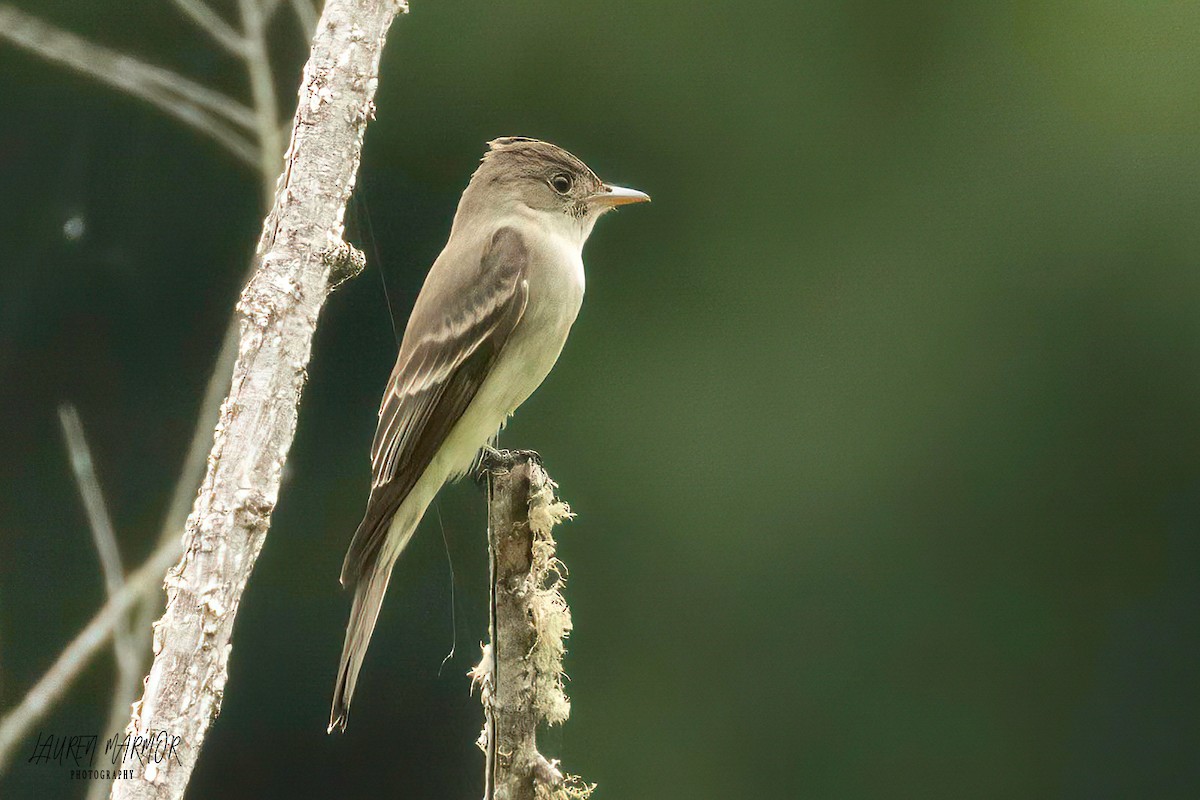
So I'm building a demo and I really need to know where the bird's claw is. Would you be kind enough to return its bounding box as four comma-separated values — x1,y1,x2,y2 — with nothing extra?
474,446,543,484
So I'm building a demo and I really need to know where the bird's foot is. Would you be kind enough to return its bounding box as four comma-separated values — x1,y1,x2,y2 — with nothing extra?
507,448,543,467
474,446,544,484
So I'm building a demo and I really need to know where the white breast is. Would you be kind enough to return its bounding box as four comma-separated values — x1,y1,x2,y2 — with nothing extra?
448,214,588,454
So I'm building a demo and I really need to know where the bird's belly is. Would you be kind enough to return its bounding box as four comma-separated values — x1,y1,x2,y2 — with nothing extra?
432,286,580,480
491,242,584,414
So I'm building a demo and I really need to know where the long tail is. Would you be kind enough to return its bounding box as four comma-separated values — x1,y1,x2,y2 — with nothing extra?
328,552,395,733
329,476,440,733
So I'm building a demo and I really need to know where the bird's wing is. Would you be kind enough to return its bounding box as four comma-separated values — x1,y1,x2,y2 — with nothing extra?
340,227,530,587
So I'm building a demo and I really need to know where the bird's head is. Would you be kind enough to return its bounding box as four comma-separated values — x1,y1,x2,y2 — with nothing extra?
462,136,649,242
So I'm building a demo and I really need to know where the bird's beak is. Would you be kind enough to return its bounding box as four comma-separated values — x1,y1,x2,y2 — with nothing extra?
589,183,651,207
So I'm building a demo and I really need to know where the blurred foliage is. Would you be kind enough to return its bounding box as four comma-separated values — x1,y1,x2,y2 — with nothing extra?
2,1,1200,797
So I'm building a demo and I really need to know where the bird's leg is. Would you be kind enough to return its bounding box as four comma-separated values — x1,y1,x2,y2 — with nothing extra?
474,445,505,485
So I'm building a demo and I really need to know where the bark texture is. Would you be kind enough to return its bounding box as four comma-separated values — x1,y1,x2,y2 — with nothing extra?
109,2,405,798
474,454,594,800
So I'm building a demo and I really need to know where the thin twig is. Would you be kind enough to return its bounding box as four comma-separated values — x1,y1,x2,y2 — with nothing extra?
239,0,283,204
56,405,140,684
57,406,150,800
0,4,258,167
0,0,289,787
169,0,247,56
0,0,286,765
0,4,256,128
136,62,258,130
289,0,319,39
0,541,180,775
0,283,243,788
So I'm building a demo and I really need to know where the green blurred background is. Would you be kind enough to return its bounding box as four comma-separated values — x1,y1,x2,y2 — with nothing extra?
3,1,1200,797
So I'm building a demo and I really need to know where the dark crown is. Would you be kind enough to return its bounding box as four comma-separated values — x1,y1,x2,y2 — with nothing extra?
480,137,601,187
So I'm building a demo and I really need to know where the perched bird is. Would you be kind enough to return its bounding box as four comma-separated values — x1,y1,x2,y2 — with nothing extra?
329,137,649,732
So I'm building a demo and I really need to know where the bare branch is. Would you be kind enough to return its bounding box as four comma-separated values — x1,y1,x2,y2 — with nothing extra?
0,4,258,167
168,0,247,56
108,2,406,796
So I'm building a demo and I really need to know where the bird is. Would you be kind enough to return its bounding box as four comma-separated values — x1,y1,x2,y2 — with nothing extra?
329,136,649,732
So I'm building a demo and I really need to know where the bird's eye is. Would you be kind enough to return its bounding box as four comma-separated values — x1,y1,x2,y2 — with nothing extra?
550,173,573,194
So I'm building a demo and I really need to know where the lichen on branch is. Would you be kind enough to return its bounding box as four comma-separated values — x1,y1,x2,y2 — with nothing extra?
473,454,594,800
